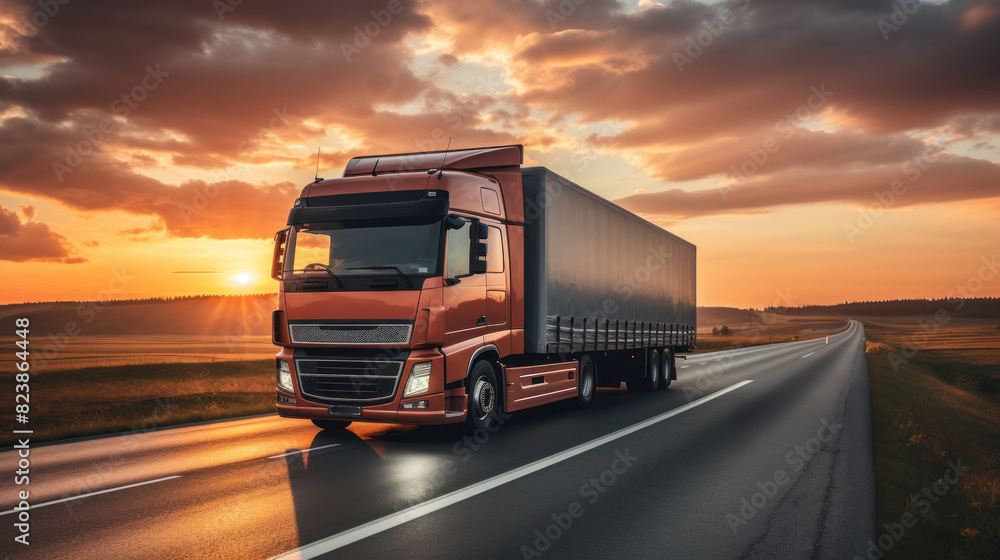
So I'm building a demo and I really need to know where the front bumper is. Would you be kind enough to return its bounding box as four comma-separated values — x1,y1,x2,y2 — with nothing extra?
275,347,464,425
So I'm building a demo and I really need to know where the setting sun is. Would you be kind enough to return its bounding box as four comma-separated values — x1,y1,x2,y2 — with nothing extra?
231,272,255,286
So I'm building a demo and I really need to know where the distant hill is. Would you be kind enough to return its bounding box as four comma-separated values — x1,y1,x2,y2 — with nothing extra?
0,294,277,336
769,298,1000,319
1,295,996,339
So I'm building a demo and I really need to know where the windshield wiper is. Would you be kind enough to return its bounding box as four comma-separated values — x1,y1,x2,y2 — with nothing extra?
290,265,344,288
346,266,413,288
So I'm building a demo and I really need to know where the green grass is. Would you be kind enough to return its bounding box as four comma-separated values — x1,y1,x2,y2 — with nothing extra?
3,360,275,447
865,337,1000,559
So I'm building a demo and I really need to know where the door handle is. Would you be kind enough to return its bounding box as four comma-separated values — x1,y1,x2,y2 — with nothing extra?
477,315,487,326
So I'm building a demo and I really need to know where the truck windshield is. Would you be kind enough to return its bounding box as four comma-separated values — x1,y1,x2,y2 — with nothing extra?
289,219,441,277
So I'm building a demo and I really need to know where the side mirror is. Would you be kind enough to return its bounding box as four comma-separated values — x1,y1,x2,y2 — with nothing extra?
477,222,489,240
446,214,466,230
271,228,289,280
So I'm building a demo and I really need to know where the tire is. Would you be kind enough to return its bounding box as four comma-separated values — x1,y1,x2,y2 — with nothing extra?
311,419,352,430
466,359,500,432
575,354,596,409
627,348,660,392
659,348,674,389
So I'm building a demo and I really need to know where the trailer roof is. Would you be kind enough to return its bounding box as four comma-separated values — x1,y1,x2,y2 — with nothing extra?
343,144,523,177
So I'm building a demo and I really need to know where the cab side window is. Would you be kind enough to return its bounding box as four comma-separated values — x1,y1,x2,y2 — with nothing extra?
487,226,504,273
447,220,472,277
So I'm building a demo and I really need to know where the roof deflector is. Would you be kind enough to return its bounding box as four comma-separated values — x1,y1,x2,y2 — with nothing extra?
342,144,523,177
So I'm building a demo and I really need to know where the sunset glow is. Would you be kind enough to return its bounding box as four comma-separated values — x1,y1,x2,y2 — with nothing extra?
1,0,999,307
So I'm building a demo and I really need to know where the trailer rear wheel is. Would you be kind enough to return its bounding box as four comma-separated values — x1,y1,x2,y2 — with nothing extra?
627,348,660,392
311,419,352,430
658,349,673,389
466,360,500,432
574,354,596,409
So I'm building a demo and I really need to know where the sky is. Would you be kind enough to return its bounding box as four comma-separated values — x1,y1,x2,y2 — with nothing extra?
1,0,999,308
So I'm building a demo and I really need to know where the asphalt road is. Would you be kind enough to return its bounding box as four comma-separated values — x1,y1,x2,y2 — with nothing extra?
1,320,875,560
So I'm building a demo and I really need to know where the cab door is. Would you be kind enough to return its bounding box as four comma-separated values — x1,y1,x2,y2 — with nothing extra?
441,216,487,344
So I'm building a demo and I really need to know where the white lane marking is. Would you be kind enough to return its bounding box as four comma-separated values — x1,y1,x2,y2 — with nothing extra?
802,352,815,358
269,380,754,560
680,365,689,369
269,443,342,459
0,475,182,516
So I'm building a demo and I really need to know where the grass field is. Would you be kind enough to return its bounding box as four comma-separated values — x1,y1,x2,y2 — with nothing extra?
694,315,847,353
2,359,276,447
863,318,1000,559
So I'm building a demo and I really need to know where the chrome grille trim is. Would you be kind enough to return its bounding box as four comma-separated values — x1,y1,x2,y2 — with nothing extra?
289,323,412,345
295,358,404,403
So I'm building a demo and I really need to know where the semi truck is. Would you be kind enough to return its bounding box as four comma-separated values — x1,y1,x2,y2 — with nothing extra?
270,144,696,431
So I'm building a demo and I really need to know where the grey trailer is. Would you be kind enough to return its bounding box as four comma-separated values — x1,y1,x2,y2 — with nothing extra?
521,167,697,356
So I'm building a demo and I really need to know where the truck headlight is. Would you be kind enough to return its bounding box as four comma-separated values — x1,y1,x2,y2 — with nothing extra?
277,360,294,393
403,362,432,398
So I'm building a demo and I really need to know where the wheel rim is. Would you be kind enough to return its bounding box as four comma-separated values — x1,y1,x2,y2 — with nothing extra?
581,363,594,397
472,375,495,420
649,351,659,384
662,351,672,382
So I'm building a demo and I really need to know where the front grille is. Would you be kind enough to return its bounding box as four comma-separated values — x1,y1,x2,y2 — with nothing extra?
290,323,412,345
296,358,404,403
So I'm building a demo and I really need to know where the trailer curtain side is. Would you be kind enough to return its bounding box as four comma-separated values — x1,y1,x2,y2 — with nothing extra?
521,167,696,354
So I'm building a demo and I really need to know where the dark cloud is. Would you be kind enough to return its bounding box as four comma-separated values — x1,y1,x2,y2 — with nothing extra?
488,0,1000,215
0,204,86,263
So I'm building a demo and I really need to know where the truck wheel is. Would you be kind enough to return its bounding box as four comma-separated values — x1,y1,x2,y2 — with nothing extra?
627,349,660,392
659,349,673,389
575,354,596,409
466,360,499,432
311,419,352,430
